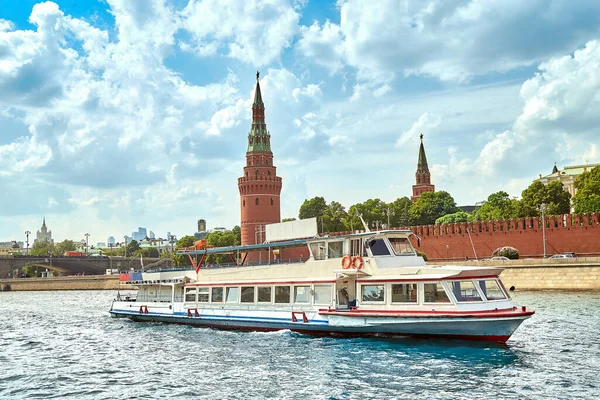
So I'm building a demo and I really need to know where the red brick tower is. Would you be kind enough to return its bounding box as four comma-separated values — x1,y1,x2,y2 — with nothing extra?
238,71,282,248
411,134,435,202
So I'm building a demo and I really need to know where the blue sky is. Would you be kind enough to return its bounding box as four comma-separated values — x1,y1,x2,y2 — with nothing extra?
1,0,600,244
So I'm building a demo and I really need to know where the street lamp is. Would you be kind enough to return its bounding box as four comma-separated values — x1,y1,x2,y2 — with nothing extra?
371,221,382,231
384,208,395,230
536,203,548,258
25,231,31,255
124,235,128,257
170,235,177,254
84,233,90,255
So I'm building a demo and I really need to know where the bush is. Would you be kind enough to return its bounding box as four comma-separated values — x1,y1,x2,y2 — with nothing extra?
492,246,519,259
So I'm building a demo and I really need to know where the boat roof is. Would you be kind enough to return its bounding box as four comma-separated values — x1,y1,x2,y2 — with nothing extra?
177,230,414,255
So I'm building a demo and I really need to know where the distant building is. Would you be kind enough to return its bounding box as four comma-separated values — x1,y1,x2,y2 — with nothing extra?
411,134,435,202
107,236,116,246
197,219,207,233
148,231,156,239
537,162,600,197
212,227,227,232
132,227,147,241
96,242,106,248
34,218,54,244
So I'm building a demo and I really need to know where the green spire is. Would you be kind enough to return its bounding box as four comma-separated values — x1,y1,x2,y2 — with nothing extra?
253,70,263,107
247,71,271,153
417,133,429,174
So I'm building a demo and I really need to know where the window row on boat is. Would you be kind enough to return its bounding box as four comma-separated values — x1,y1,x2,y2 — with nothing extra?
184,284,335,306
358,279,508,305
308,236,416,261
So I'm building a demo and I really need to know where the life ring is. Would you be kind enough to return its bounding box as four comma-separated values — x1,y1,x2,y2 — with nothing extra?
352,256,364,270
341,255,352,269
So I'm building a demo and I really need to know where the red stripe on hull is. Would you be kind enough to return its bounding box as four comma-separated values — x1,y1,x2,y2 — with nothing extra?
318,308,535,319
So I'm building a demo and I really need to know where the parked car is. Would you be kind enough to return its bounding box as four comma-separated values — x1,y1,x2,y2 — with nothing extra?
550,253,575,259
490,256,510,261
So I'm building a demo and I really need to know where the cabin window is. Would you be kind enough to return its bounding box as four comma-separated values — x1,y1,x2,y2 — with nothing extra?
226,287,239,303
275,286,291,303
350,239,367,257
198,287,209,303
309,242,326,260
257,286,272,303
368,239,390,256
211,287,224,302
423,283,451,303
313,285,332,305
477,280,506,300
391,283,417,303
451,281,482,302
185,288,196,302
241,286,255,303
294,286,310,303
327,241,343,258
389,237,414,255
361,285,385,302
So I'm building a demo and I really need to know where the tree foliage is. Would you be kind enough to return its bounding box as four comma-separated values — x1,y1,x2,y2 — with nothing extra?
298,197,327,220
520,180,571,216
473,191,520,221
435,211,473,225
409,191,459,225
572,166,600,213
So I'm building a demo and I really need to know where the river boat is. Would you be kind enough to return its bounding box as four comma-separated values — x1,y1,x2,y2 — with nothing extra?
110,225,533,343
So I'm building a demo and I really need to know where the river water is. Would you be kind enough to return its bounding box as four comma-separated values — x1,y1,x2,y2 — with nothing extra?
0,290,599,399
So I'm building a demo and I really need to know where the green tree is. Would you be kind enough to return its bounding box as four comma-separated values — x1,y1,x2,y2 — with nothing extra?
409,191,459,225
435,211,473,225
572,166,600,213
520,180,571,216
30,240,55,256
172,235,196,266
351,199,387,229
474,191,520,220
298,197,327,219
54,240,77,256
205,230,239,264
142,247,160,258
321,201,349,233
388,197,413,227
231,225,242,245
282,218,297,222
126,239,141,255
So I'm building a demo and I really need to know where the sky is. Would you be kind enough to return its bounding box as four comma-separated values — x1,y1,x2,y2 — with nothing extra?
1,0,600,245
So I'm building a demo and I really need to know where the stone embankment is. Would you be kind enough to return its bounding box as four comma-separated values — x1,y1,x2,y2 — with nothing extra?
0,275,120,291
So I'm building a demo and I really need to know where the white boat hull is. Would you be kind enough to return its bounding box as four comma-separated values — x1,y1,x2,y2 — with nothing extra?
110,302,532,343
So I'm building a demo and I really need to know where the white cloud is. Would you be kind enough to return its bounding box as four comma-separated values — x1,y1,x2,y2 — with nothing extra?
396,112,441,147
181,0,301,66
298,0,600,83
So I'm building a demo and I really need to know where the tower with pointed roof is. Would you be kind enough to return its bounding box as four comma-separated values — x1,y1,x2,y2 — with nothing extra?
238,72,282,248
411,134,435,202
35,217,54,244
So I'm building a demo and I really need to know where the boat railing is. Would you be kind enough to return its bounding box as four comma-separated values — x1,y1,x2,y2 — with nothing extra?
131,257,311,274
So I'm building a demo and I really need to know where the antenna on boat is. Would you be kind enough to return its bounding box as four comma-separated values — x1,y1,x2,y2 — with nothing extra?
466,228,480,266
355,210,370,232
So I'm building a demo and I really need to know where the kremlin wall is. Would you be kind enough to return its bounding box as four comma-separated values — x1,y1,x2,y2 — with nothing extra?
405,212,600,260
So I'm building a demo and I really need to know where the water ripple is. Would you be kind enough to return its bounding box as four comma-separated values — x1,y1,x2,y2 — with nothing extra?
1,291,600,399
